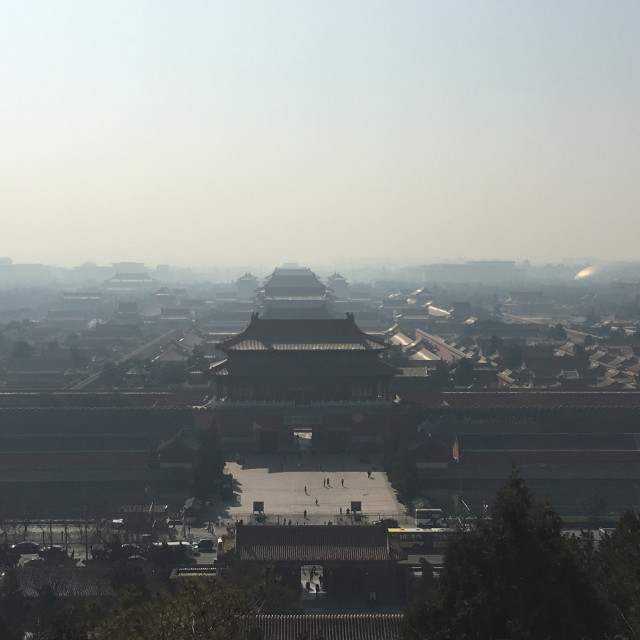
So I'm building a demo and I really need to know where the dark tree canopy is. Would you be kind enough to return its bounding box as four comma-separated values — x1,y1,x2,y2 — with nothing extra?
97,567,290,640
489,334,503,355
592,510,640,637
192,423,225,499
427,361,451,390
11,340,33,358
548,323,567,340
0,568,26,640
99,361,122,388
404,473,613,640
383,446,419,505
452,359,475,387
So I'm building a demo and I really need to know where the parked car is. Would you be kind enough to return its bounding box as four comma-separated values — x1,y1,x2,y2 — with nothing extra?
149,541,197,565
372,518,399,528
120,544,145,558
11,541,40,555
38,545,70,563
194,539,215,552
25,557,45,566
128,555,148,563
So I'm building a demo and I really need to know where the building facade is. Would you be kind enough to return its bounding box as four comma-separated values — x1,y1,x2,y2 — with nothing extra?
209,313,398,404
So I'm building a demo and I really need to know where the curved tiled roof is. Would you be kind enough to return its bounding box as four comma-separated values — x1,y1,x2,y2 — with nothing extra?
17,567,115,598
235,524,390,563
217,316,388,352
239,615,402,640
263,268,327,294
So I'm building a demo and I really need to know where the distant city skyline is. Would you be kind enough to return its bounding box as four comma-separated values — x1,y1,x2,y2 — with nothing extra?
2,2,639,268
0,255,616,271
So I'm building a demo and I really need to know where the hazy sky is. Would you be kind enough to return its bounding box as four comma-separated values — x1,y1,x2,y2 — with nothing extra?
2,1,639,268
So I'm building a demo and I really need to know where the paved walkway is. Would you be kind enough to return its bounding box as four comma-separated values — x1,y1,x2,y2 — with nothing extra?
210,453,408,525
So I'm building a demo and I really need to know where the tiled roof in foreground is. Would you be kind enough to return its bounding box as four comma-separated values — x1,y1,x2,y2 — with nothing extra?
239,614,403,640
17,567,115,598
235,524,390,563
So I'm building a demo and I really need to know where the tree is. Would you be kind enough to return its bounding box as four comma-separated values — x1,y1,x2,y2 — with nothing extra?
585,308,598,327
97,569,276,640
593,510,640,637
110,560,149,598
580,492,608,518
69,343,87,368
11,341,33,358
489,334,503,355
382,445,419,505
452,359,475,387
100,362,122,388
35,584,58,634
427,361,450,390
0,568,26,640
403,472,613,640
187,345,206,369
192,424,225,499
503,345,523,370
156,362,187,388
549,323,567,341
38,608,90,640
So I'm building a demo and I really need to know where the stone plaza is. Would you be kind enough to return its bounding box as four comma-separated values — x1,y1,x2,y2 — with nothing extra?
213,452,409,526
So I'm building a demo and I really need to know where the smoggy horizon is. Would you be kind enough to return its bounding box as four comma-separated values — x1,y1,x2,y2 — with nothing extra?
3,2,639,268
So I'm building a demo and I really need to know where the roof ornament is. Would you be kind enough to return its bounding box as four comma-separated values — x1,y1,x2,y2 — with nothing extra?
346,312,354,321
251,312,260,322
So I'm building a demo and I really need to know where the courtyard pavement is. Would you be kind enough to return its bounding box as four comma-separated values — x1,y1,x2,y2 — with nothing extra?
209,452,410,526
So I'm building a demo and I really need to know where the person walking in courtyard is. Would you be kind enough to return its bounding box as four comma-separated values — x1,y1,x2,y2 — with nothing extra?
315,498,318,506
304,510,307,519
304,486,307,494
341,478,344,487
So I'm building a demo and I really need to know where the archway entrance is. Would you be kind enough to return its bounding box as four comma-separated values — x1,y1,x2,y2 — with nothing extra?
324,564,363,596
293,428,312,453
300,564,324,598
